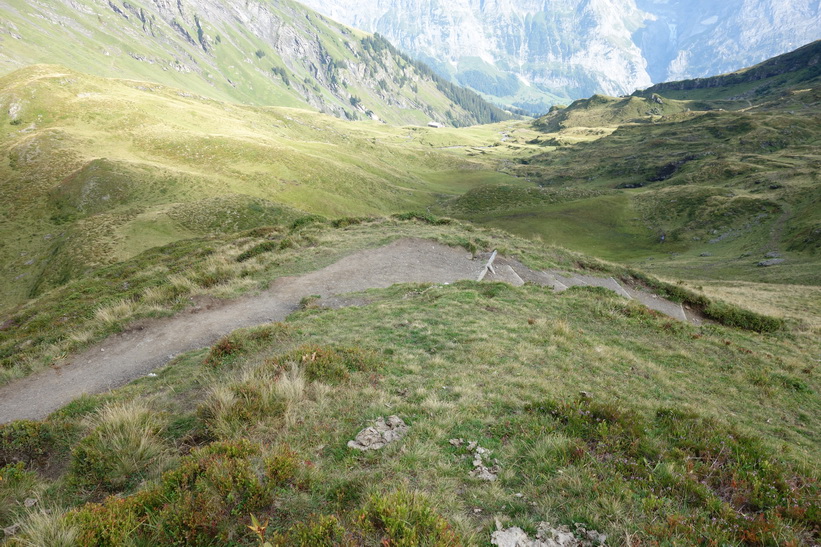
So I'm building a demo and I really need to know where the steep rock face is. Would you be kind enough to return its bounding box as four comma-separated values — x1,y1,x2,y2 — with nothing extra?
0,0,507,125
300,0,821,113
635,0,821,83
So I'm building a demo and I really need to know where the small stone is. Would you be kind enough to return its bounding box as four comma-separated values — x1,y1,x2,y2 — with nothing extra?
23,498,38,508
3,523,21,537
757,258,785,267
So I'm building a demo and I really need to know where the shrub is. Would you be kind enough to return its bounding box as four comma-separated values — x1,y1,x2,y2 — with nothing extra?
205,324,292,367
69,488,162,545
526,398,820,544
357,488,460,546
206,333,245,367
391,212,452,225
703,301,784,333
0,421,54,467
331,216,370,228
290,215,324,232
279,514,349,546
236,240,280,262
70,441,302,545
191,265,233,288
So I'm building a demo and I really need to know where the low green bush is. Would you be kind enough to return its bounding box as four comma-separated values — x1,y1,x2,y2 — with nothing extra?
391,212,452,225
357,488,460,546
525,397,819,544
236,240,280,262
70,441,304,545
703,301,784,333
0,421,54,466
205,324,293,367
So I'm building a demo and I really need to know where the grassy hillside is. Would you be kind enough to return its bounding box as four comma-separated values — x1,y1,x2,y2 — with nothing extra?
636,39,821,101
0,219,818,545
0,65,537,307
0,0,511,126
437,46,821,290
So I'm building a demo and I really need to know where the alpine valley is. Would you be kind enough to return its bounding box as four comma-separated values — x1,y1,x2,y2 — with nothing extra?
0,1,819,545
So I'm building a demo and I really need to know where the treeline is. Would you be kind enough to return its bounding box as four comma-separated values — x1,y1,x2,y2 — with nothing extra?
361,34,516,125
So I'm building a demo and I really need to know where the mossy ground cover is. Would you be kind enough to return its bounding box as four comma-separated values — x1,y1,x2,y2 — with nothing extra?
1,268,818,544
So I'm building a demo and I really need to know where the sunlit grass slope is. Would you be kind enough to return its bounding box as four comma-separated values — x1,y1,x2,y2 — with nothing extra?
0,66,536,307
0,0,509,126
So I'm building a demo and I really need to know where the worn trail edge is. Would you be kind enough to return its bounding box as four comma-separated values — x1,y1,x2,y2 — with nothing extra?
0,239,484,423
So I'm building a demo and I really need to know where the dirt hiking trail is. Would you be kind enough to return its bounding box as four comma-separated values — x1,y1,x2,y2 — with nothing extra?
0,238,694,423
0,239,483,423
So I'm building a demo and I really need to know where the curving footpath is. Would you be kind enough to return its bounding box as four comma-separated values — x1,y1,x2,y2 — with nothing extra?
0,239,694,423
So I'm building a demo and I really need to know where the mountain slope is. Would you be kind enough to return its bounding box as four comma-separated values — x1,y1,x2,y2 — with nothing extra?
635,39,821,100
437,44,821,286
0,65,530,306
0,0,510,126
299,0,821,113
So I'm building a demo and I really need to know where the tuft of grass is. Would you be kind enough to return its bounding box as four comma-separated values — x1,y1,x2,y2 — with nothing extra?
11,507,78,547
93,299,138,327
70,401,170,491
264,344,380,384
0,462,39,527
198,380,286,440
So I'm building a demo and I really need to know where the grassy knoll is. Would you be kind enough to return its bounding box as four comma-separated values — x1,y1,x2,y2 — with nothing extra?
0,221,818,544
